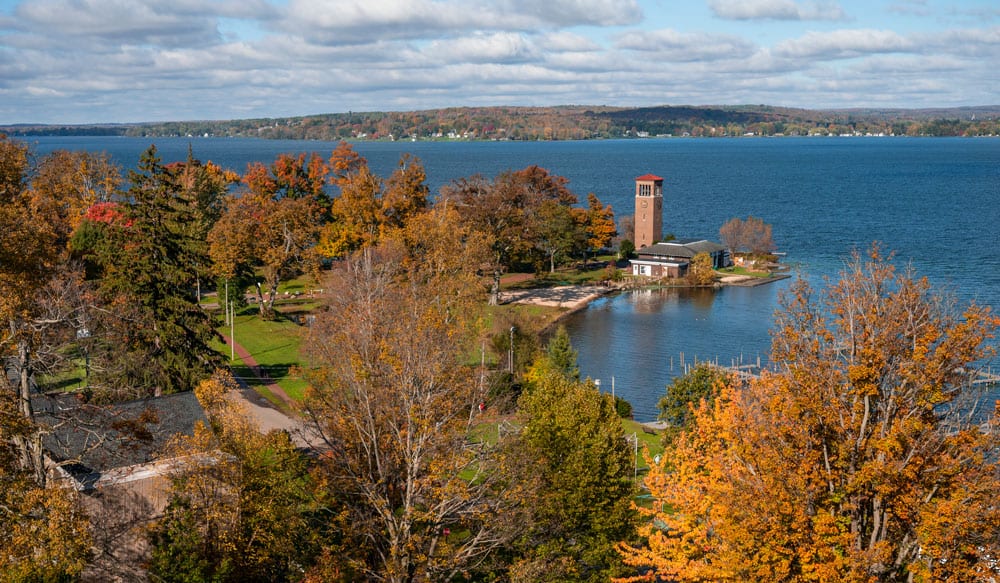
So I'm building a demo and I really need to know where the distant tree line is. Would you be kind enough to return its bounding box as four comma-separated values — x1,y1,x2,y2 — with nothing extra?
4,104,999,140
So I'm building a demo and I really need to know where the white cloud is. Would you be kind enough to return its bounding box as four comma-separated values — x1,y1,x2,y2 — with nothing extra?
14,0,220,47
425,32,539,64
773,29,912,59
536,31,602,53
708,0,847,21
501,0,643,27
616,29,756,62
282,0,639,45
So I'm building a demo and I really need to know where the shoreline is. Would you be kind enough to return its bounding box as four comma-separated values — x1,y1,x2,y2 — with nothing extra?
504,272,792,318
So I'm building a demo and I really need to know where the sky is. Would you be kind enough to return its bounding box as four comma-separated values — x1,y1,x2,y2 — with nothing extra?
0,0,997,124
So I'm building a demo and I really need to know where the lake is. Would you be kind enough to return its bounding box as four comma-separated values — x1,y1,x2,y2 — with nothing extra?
25,135,1000,420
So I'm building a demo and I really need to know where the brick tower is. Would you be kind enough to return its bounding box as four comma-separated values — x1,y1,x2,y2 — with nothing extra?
634,174,663,248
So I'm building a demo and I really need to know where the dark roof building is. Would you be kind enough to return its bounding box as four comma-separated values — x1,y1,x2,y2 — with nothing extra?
630,239,732,278
35,391,209,490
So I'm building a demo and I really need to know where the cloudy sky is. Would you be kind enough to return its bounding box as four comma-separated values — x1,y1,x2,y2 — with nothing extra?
1,0,997,124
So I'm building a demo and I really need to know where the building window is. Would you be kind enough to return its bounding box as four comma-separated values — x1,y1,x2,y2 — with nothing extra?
639,184,651,196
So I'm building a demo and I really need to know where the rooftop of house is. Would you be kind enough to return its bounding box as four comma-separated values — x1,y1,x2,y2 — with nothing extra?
34,391,208,488
636,239,728,260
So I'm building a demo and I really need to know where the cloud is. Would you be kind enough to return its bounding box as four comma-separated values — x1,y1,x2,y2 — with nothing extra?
501,0,642,27
13,0,221,47
281,0,641,45
536,32,602,53
425,32,539,64
708,0,847,21
886,0,930,18
616,29,756,62
773,29,912,59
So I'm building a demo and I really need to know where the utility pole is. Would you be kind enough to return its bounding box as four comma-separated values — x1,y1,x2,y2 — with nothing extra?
230,300,235,362
509,326,516,374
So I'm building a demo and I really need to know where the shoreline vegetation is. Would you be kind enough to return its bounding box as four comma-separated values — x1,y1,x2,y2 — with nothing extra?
4,103,999,140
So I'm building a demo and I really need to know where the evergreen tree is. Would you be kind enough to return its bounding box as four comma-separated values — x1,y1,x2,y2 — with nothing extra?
96,146,220,395
507,352,637,581
544,326,579,380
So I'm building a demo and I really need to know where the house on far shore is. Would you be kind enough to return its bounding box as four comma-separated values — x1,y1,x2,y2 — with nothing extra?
630,239,731,278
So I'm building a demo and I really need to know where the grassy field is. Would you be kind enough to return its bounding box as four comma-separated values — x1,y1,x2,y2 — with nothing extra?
212,305,310,404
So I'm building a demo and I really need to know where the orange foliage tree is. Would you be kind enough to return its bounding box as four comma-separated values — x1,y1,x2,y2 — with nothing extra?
618,246,1000,582
209,154,326,318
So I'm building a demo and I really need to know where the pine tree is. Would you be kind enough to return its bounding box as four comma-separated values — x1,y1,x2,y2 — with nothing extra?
97,146,220,395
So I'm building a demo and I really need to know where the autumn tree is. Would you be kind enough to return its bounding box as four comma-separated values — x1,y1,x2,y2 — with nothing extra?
385,200,490,305
381,152,430,231
302,246,512,582
29,149,120,249
324,162,383,256
505,341,637,582
0,135,92,579
719,215,775,256
271,151,330,204
0,412,91,581
147,370,322,582
532,199,578,273
446,165,582,303
209,155,326,318
686,252,716,286
584,192,617,256
619,246,1000,582
322,146,431,258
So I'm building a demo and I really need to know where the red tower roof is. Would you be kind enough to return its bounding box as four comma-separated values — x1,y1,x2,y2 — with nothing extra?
635,174,664,181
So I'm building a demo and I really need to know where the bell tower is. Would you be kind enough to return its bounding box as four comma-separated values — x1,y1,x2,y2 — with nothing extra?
634,174,663,248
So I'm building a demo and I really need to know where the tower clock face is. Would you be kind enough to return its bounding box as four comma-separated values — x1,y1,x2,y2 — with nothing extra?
641,201,648,208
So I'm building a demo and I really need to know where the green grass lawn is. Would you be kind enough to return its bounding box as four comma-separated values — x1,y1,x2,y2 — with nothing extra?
623,419,665,472
502,262,618,291
717,266,773,278
212,306,310,404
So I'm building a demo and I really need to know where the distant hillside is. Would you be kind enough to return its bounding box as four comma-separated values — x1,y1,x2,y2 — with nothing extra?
4,104,999,140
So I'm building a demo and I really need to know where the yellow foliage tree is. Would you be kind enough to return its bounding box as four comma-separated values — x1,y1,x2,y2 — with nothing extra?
147,370,321,581
618,246,1000,582
303,246,510,582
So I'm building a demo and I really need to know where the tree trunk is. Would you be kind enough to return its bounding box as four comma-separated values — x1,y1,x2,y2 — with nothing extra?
11,330,46,487
489,269,501,306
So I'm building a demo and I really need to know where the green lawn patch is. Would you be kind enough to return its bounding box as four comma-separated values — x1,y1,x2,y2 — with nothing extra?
717,266,772,278
623,419,664,468
213,306,309,403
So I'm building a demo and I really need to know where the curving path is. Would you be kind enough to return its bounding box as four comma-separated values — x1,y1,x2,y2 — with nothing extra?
218,332,297,409
218,333,325,450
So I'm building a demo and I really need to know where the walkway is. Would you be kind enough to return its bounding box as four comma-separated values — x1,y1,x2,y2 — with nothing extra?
219,332,296,408
218,333,324,450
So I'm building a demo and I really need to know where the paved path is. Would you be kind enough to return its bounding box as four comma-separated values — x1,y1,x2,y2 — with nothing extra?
219,333,297,408
218,333,324,450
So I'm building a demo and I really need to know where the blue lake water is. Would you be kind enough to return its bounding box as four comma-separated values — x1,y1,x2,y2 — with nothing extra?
26,136,1000,420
